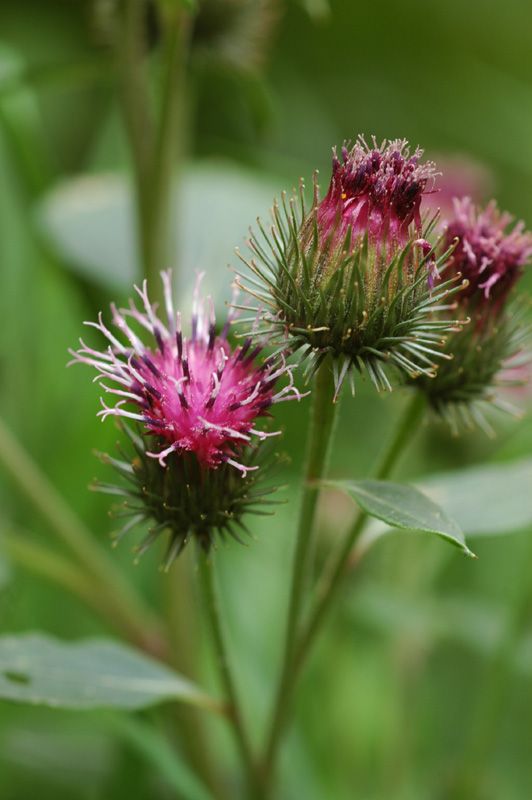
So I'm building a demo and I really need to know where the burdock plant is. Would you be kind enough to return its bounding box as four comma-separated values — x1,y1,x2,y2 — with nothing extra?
70,272,304,567
236,136,466,396
414,197,532,433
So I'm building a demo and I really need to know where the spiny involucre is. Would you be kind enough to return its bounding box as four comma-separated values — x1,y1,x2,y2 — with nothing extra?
235,135,466,398
415,197,532,434
69,272,305,566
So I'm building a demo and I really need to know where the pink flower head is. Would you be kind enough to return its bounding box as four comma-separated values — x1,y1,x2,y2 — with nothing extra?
317,136,438,251
445,197,532,310
70,272,305,476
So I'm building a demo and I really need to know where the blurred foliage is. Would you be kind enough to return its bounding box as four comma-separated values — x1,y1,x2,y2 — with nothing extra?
1,0,532,799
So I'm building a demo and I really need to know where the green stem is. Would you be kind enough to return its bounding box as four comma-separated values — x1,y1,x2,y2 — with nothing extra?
165,554,224,799
118,0,154,271
298,391,426,670
0,416,166,658
262,360,339,784
144,5,189,295
119,0,188,299
197,549,261,799
262,390,425,790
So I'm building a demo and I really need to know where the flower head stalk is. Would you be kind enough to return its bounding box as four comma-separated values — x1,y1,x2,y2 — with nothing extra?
70,272,304,565
235,135,466,396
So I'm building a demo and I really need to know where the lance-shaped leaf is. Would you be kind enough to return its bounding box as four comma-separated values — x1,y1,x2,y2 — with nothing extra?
322,479,474,557
0,634,222,713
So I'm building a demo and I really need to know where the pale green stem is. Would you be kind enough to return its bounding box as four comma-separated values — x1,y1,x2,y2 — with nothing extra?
197,549,262,800
262,391,425,791
0,416,166,658
262,360,339,785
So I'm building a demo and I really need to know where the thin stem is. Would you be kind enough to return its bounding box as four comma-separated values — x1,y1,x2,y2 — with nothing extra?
262,360,339,784
0,415,166,658
262,390,425,790
197,548,262,799
298,391,426,670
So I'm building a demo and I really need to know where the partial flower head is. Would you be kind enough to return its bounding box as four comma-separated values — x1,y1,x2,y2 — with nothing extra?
317,137,436,252
70,272,303,564
444,197,532,309
414,198,532,433
236,135,465,396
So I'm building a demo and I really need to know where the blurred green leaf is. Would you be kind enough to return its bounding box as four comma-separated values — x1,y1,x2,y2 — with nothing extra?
420,458,532,537
324,479,473,556
106,713,214,800
0,553,11,591
36,163,280,302
0,634,221,712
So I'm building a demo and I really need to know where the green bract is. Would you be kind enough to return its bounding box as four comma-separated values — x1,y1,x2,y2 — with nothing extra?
236,178,466,397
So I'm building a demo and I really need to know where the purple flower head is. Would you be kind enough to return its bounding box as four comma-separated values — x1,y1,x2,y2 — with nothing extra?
445,197,532,311
317,136,438,252
70,272,305,477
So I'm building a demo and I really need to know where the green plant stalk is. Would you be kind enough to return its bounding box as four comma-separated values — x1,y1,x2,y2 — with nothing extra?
262,390,425,788
143,4,189,296
0,415,166,658
165,554,224,799
119,6,222,794
298,391,426,673
262,361,339,784
197,549,262,800
118,0,154,269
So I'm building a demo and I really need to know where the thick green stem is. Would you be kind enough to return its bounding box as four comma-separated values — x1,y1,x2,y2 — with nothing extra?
119,0,188,299
197,549,262,799
143,6,188,295
298,391,426,672
262,391,425,791
262,361,339,785
0,416,166,658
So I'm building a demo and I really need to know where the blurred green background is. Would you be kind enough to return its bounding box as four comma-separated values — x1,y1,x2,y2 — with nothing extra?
1,1,532,798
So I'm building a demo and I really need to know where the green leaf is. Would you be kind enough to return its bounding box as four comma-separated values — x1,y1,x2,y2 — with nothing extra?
105,713,214,800
420,458,532,537
324,479,474,556
36,164,280,301
0,634,221,713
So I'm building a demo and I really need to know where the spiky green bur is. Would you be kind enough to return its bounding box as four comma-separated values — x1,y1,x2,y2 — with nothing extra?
235,138,466,396
416,303,531,434
95,425,286,571
413,198,532,434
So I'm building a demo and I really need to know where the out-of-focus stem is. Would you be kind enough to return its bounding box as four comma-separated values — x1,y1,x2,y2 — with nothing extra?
0,415,166,658
198,549,263,799
262,360,339,788
119,0,189,301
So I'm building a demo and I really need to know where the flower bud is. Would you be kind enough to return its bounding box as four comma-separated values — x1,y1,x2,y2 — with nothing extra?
235,136,465,397
415,198,532,433
70,272,304,567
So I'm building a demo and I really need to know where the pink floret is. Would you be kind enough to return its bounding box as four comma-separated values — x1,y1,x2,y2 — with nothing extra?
317,136,438,250
445,197,532,310
70,272,305,475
